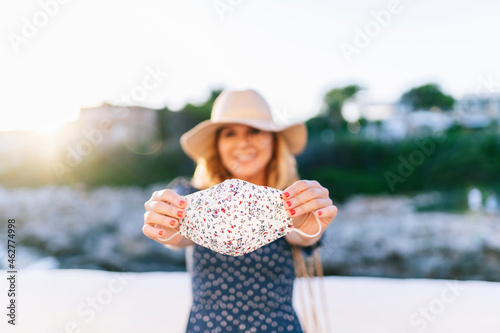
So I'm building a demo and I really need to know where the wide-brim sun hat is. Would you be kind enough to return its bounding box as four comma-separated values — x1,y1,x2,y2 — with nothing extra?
180,89,307,161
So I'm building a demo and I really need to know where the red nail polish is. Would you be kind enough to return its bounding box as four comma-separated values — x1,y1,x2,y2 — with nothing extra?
179,200,186,206
158,230,164,236
177,210,183,217
284,192,290,198
290,209,295,216
170,220,176,226
286,201,292,207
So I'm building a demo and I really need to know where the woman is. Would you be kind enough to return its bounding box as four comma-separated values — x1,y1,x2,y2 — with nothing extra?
143,89,337,332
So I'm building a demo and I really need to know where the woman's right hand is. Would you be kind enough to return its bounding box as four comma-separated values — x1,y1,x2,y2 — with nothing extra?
143,189,188,245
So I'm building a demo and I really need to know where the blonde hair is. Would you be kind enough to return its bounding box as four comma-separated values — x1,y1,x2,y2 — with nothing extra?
191,130,299,190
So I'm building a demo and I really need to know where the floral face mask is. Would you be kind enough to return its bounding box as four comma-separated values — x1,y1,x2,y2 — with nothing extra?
159,179,322,256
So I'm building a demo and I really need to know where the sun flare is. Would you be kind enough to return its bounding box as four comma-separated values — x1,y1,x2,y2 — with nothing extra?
1,100,81,135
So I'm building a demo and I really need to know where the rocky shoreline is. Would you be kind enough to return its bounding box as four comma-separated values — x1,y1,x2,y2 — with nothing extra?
1,185,498,281
320,194,500,281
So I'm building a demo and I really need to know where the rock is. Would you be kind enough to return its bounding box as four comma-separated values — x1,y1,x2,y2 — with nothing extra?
1,185,498,280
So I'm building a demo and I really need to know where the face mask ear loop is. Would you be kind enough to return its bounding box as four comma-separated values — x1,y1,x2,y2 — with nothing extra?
290,213,323,238
158,230,180,242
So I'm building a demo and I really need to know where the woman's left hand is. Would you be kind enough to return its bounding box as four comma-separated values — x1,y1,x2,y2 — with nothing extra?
281,180,337,245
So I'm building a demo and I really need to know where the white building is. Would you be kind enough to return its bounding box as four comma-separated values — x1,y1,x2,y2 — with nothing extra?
342,100,453,140
458,93,500,119
74,103,160,149
342,92,500,141
453,93,500,128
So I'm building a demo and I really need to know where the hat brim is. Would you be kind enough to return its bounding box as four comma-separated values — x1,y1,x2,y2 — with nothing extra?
180,119,307,161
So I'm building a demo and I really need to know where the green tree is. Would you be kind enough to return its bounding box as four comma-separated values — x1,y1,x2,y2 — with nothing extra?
323,85,362,130
182,88,223,121
400,83,455,111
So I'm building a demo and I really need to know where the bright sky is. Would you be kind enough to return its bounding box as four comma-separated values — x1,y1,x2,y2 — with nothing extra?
1,0,499,132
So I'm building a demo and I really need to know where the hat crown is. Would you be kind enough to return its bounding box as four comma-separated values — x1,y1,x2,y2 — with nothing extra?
180,88,308,161
211,89,275,124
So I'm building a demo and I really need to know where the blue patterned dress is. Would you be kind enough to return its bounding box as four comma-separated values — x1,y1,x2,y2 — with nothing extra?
168,178,304,333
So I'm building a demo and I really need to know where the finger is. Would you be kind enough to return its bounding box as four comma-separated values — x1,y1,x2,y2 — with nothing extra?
142,223,168,239
315,204,338,222
144,211,179,229
292,204,338,236
285,197,332,218
281,180,323,200
145,200,185,219
283,187,328,211
157,228,181,242
149,189,187,208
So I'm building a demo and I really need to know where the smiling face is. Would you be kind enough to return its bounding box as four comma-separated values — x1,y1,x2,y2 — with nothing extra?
217,124,274,186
